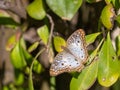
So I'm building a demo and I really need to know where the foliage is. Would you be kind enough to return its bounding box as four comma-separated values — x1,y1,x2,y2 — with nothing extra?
0,0,120,90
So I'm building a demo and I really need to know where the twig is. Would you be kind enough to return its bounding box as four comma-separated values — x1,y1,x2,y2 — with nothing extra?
46,14,54,52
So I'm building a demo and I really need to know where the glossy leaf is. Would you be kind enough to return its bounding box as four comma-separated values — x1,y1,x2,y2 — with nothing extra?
98,32,119,87
10,40,27,69
53,36,66,52
37,25,49,45
111,0,120,9
27,0,46,20
100,4,115,30
28,41,39,53
85,32,101,46
46,0,82,20
70,60,98,90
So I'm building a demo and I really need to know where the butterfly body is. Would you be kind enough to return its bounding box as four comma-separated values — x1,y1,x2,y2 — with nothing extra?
50,29,88,76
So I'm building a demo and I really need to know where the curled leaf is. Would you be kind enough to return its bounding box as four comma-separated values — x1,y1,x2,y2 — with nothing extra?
101,4,115,30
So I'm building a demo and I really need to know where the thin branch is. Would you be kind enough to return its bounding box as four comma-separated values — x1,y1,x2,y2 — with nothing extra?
46,14,54,52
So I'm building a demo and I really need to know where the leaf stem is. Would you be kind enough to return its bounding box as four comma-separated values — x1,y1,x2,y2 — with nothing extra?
29,48,45,90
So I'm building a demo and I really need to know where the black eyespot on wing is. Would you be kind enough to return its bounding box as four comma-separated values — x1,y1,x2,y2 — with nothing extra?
61,63,64,66
75,59,77,61
81,55,84,59
77,40,80,43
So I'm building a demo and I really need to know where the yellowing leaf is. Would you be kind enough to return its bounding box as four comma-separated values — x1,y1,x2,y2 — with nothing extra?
101,4,115,30
53,36,66,52
6,32,21,51
28,41,39,53
37,25,49,45
27,0,46,20
85,32,101,46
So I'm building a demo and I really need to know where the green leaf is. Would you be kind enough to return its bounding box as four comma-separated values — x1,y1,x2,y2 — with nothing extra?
0,17,19,26
0,10,19,26
87,39,104,65
22,44,43,74
53,36,66,52
46,0,82,20
111,0,120,9
86,0,101,3
27,0,46,20
100,4,115,30
10,39,27,69
111,80,120,90
28,41,39,53
3,86,9,90
85,32,101,46
105,0,111,4
32,60,43,74
115,14,120,25
70,60,98,90
37,25,49,45
115,35,120,58
50,77,56,90
14,70,24,86
6,32,21,51
98,32,119,87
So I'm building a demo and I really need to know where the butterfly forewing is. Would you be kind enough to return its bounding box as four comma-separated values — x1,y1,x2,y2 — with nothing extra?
67,29,88,63
50,29,88,76
50,51,84,76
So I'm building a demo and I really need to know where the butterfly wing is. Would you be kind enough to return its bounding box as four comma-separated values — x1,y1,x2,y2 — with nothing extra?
67,29,88,63
50,51,84,76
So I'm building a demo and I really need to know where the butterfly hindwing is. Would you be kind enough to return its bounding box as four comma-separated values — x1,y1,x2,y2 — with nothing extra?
50,51,84,76
50,29,88,76
67,29,88,63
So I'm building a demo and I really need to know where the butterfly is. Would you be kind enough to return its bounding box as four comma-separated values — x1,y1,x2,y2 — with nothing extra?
50,29,88,76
